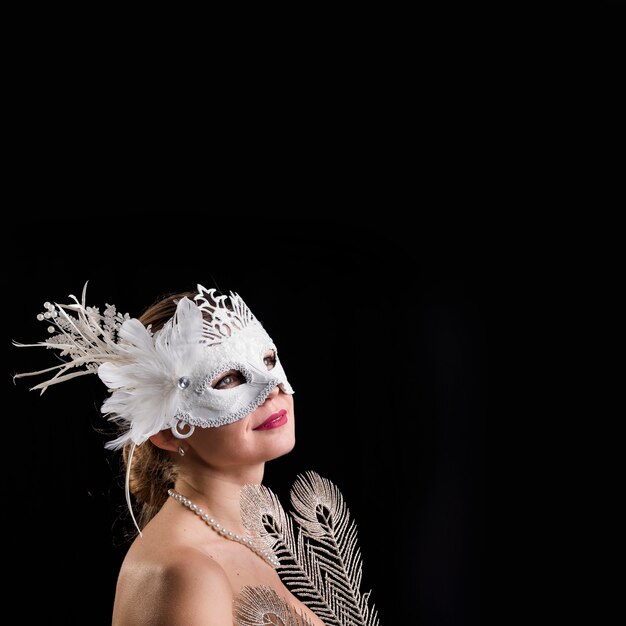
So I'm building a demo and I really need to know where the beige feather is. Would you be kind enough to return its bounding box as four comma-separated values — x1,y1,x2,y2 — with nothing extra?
238,473,380,626
234,586,315,626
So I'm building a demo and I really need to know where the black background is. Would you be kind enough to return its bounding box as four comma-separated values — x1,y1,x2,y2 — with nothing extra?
7,218,488,625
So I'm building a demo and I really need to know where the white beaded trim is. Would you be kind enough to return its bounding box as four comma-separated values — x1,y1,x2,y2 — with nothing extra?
168,489,279,568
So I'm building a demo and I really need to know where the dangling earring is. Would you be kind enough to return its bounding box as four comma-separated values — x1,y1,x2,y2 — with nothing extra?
178,446,186,457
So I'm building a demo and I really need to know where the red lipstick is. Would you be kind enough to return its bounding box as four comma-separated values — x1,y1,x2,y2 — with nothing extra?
254,409,288,431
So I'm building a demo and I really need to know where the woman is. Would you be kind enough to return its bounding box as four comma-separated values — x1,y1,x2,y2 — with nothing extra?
15,284,377,626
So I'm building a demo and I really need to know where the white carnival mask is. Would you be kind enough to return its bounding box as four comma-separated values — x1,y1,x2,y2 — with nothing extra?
14,283,294,450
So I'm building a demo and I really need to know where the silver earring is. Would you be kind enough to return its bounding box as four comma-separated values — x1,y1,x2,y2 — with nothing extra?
178,446,185,457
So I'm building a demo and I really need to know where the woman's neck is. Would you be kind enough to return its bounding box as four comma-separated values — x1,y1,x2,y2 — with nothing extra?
173,464,265,536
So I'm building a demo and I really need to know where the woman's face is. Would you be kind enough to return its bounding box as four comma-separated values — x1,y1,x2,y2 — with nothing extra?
186,348,296,468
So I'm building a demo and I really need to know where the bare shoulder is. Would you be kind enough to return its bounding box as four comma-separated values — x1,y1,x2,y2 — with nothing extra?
157,546,232,598
113,544,234,626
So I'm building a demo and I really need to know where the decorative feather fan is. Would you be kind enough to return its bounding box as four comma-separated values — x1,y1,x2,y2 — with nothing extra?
238,472,380,626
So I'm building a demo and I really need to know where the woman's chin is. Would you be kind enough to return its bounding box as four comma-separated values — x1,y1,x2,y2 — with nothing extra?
263,434,296,461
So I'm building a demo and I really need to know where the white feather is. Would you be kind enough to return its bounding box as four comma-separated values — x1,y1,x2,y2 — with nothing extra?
98,297,204,449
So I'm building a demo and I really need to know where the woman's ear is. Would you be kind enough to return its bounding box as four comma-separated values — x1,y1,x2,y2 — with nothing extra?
149,428,180,453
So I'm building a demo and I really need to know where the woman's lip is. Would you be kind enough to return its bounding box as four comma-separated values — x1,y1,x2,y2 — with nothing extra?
254,409,288,431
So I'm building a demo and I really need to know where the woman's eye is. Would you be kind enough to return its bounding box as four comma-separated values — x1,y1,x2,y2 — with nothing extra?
213,371,244,390
263,353,276,370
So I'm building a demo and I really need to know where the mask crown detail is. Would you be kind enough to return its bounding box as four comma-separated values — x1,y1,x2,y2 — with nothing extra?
194,285,259,345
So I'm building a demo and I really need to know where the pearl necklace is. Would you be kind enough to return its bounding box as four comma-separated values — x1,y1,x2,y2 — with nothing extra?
167,489,279,568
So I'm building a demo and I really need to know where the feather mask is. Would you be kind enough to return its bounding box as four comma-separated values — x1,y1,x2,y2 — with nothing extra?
13,282,294,449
